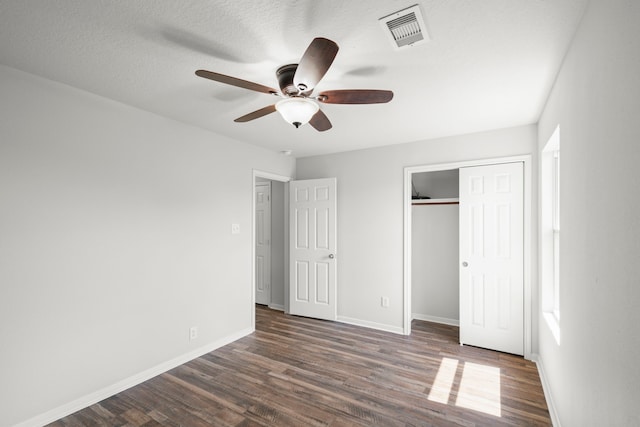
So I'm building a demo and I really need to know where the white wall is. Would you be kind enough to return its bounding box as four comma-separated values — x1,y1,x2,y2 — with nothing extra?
296,125,537,333
0,65,295,426
412,204,459,323
536,1,640,425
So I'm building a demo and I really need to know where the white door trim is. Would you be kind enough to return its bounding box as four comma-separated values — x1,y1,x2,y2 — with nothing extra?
403,155,533,360
252,170,291,332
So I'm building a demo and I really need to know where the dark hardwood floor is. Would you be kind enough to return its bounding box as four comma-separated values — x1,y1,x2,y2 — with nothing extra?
49,306,550,426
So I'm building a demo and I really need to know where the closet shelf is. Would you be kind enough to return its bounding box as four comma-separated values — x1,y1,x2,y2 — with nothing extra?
412,197,459,206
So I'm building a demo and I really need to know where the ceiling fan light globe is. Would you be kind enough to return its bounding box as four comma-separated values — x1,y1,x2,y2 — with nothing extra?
275,98,319,128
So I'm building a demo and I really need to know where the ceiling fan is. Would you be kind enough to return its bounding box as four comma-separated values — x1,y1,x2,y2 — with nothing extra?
195,37,393,131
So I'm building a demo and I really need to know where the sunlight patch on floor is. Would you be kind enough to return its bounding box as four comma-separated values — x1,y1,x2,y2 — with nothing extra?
427,357,459,404
427,358,502,417
455,362,501,417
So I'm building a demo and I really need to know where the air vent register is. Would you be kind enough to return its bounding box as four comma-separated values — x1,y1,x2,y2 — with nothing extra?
379,4,429,49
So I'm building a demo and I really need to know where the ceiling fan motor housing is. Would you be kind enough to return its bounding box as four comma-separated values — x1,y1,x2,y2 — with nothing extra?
276,64,299,96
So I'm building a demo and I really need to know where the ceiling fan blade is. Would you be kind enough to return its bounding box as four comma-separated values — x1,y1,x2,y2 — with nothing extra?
196,70,278,95
234,104,277,122
317,89,394,104
309,109,332,132
293,38,339,93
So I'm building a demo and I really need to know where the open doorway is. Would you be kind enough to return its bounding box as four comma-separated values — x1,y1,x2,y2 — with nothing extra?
252,171,291,331
255,178,286,309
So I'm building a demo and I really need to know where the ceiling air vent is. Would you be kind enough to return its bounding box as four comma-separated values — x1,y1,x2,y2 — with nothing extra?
379,4,429,49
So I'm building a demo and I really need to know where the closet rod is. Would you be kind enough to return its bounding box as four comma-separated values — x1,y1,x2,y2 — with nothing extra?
411,202,460,206
412,197,459,206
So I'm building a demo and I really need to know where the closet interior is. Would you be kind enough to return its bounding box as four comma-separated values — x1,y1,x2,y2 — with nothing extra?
411,169,460,325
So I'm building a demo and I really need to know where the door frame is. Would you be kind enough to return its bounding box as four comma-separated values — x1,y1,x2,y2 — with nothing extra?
403,154,533,359
252,170,292,332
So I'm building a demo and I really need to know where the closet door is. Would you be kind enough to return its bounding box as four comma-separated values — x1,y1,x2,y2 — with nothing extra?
459,162,524,355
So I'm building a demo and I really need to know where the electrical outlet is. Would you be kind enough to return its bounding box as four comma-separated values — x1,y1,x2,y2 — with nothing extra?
231,223,240,234
381,297,390,308
189,326,198,340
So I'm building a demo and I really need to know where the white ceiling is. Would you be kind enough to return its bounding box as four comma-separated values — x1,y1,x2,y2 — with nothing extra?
0,1,587,157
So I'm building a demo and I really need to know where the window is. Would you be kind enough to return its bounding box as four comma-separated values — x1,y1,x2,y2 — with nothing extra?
542,125,560,344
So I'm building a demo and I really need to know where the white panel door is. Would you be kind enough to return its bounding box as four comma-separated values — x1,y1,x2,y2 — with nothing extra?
459,162,524,355
255,182,271,305
289,178,337,320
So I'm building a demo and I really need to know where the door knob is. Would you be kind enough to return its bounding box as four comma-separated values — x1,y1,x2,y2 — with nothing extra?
329,254,335,259
462,261,468,267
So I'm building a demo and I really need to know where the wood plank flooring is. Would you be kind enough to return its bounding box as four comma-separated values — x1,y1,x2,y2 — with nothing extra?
48,306,550,426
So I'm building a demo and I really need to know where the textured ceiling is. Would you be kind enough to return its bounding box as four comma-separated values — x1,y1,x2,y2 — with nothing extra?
0,1,588,157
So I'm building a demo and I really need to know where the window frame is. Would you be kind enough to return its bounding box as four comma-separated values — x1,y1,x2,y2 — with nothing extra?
542,125,561,344
552,150,560,321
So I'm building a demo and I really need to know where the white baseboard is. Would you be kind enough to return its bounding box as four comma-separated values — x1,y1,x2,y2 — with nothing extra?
268,303,285,311
531,353,561,427
412,313,459,326
337,316,404,335
15,327,254,427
